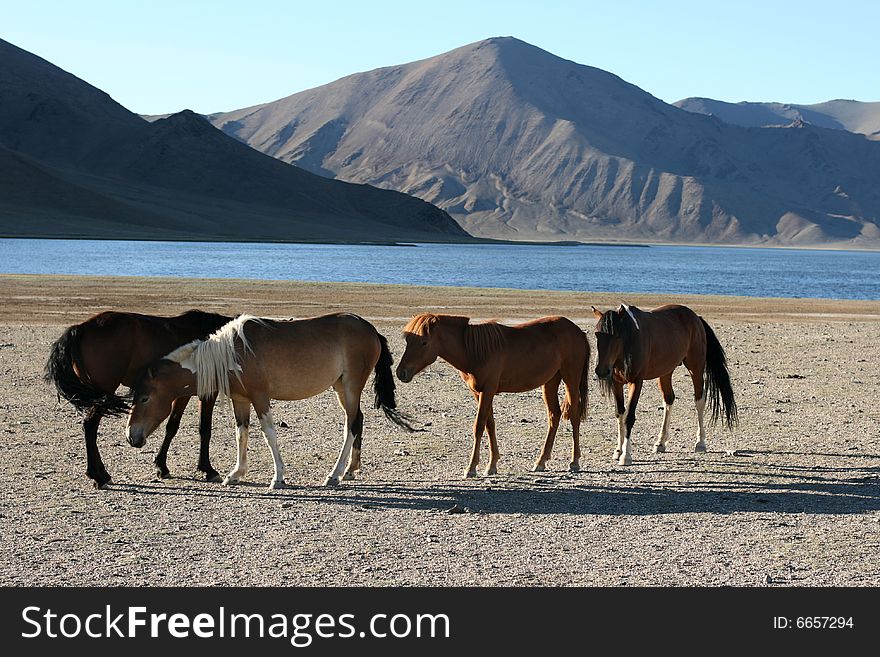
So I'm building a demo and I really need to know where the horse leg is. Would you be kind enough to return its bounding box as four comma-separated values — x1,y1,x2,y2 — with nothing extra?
484,409,499,476
469,390,500,477
223,399,251,485
253,396,285,489
686,364,708,452
612,381,626,462
83,406,111,488
466,391,494,478
196,394,221,482
654,373,675,454
619,380,643,466
563,370,582,472
325,381,363,487
342,409,365,481
153,395,190,479
534,375,562,472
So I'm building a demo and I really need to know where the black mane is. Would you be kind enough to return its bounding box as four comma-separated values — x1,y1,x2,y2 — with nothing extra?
596,307,641,385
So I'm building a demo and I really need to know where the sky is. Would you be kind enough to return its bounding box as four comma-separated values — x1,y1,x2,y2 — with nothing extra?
3,0,878,115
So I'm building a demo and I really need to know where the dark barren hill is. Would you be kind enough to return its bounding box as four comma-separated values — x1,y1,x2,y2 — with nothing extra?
210,37,880,247
675,97,880,140
0,38,468,242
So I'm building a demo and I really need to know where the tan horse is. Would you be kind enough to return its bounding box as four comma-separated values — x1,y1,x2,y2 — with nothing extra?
396,314,590,477
592,303,737,466
127,313,413,488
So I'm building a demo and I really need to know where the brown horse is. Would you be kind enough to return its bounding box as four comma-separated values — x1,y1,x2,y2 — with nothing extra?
127,313,413,488
592,303,737,466
44,310,232,488
396,314,590,477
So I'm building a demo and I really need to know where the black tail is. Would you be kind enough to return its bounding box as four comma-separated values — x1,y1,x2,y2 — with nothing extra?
701,318,738,429
562,335,590,421
373,333,417,432
43,325,130,416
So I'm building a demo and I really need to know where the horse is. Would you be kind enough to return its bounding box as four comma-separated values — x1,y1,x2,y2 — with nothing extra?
591,303,737,466
126,313,414,489
44,309,232,488
396,313,590,477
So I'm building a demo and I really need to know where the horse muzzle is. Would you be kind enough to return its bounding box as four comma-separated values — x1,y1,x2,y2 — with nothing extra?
594,367,613,380
126,426,147,448
396,366,414,383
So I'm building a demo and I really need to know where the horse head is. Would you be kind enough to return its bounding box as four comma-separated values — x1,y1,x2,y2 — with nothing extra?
127,359,195,447
397,314,441,383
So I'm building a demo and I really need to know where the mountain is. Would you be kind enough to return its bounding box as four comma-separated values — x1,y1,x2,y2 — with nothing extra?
0,38,468,242
675,97,880,140
209,37,880,247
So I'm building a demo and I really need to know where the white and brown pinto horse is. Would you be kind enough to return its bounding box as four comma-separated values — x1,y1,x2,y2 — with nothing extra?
592,303,737,466
396,314,590,477
127,313,412,488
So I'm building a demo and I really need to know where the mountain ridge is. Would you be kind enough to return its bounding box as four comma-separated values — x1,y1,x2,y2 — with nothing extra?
0,38,468,243
209,37,880,248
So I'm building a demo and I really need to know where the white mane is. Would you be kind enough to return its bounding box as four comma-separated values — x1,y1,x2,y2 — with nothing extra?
621,303,640,330
164,314,268,399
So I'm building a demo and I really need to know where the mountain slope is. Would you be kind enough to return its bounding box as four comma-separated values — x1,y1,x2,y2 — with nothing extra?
210,37,880,247
675,97,880,140
0,38,468,242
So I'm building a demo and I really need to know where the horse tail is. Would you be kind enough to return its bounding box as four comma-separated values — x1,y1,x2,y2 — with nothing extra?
562,332,590,421
43,325,130,416
373,332,417,432
701,318,738,429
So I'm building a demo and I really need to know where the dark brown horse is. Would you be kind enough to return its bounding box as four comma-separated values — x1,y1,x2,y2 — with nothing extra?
396,314,590,477
44,309,231,487
592,303,737,466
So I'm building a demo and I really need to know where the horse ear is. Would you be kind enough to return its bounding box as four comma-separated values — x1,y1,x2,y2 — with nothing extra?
591,306,603,319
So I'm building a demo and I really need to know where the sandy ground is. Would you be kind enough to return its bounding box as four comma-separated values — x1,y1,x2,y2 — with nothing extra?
0,274,879,586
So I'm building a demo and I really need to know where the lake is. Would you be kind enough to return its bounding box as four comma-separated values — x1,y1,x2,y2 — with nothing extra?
1,239,879,300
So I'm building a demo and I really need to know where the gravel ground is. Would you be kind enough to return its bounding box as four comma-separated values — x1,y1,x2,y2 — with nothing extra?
1,275,878,586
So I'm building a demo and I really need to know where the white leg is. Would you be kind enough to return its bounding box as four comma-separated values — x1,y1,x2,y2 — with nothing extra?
694,396,707,452
258,410,286,489
223,421,249,484
614,413,626,461
619,431,633,466
654,402,672,453
324,413,356,487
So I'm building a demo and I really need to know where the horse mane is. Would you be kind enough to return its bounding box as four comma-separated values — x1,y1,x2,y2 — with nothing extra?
596,306,641,381
164,314,268,399
464,321,506,366
403,313,439,336
404,313,506,366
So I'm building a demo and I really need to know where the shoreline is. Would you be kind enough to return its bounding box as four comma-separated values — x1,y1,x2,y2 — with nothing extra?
2,233,878,252
3,274,878,326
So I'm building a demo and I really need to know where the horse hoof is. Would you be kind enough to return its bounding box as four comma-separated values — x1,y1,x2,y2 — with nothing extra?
91,473,112,489
569,461,581,473
155,467,170,479
269,479,287,490
618,455,632,466
323,476,340,487
483,466,497,477
613,449,622,460
222,476,240,486
464,470,477,479
653,444,666,454
532,463,546,472
202,468,221,482
342,472,356,481
694,442,707,453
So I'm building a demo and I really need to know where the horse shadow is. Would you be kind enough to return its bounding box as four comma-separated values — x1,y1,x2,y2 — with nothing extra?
112,460,880,517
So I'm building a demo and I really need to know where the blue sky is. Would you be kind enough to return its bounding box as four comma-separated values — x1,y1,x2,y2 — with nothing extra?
4,0,878,115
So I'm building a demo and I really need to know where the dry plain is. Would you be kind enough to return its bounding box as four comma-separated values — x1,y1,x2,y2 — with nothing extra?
0,275,878,586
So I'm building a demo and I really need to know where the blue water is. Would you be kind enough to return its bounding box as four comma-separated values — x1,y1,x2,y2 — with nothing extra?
1,239,878,300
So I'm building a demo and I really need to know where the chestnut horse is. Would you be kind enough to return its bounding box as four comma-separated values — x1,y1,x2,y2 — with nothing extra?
396,314,590,477
44,310,231,488
127,313,413,488
592,303,737,466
